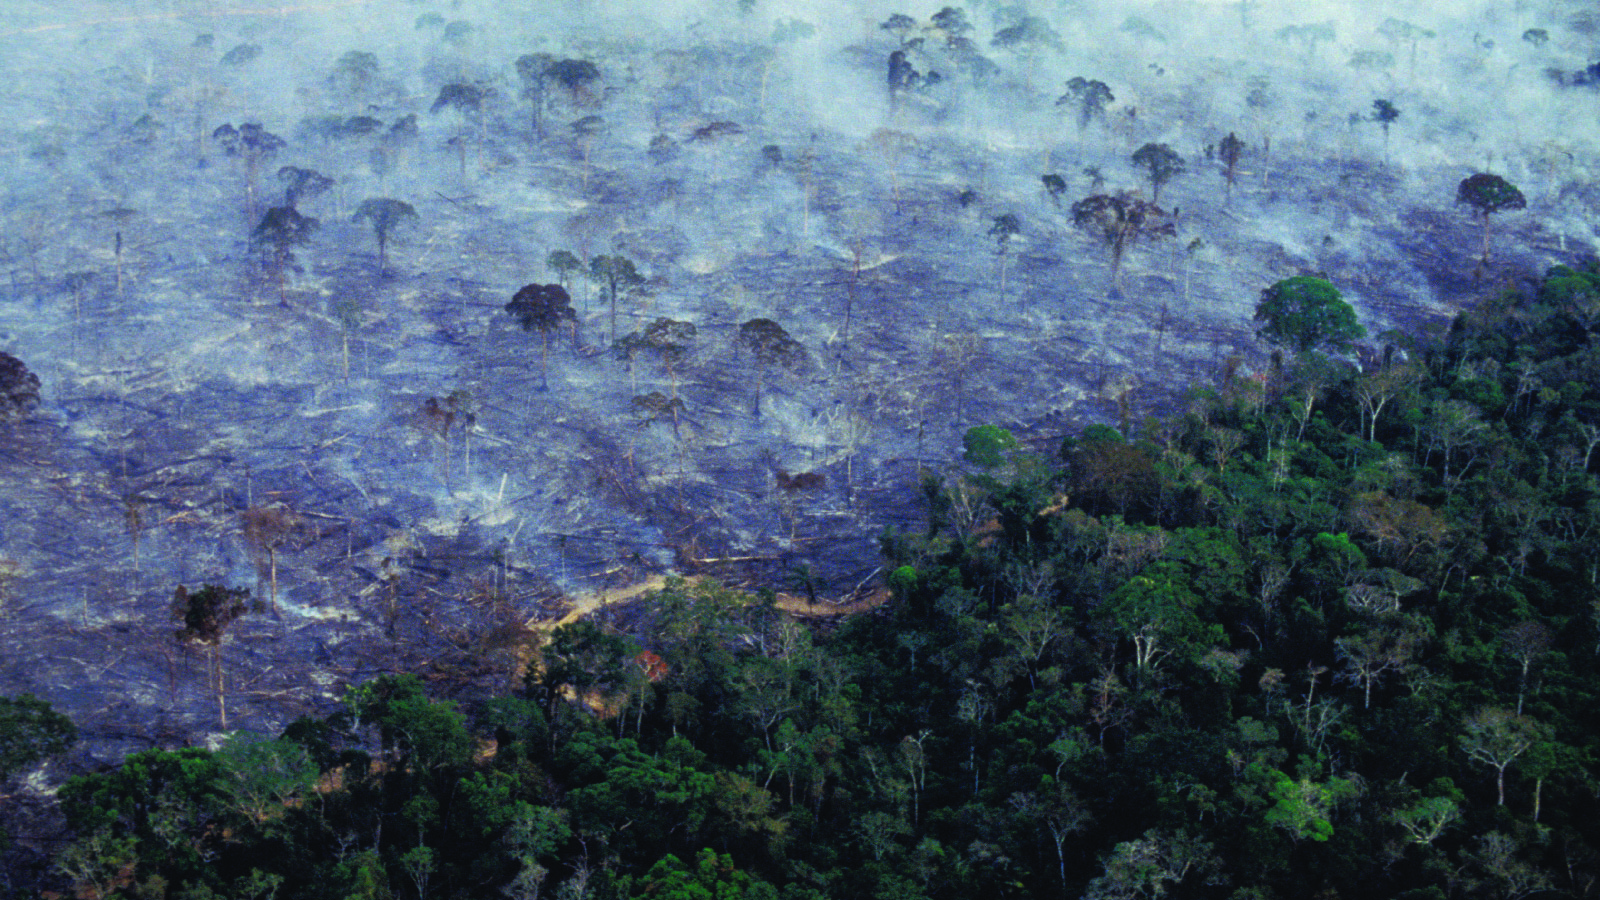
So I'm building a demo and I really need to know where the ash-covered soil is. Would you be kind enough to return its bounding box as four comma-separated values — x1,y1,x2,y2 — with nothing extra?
0,0,1595,778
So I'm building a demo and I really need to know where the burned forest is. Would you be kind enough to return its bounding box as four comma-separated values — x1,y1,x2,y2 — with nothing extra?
4,1,1600,898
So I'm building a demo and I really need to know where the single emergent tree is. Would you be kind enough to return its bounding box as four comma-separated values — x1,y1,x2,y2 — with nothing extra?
251,206,319,303
277,166,334,207
590,255,645,343
1218,132,1245,199
739,318,806,419
212,123,285,215
506,283,578,391
1254,276,1366,354
990,213,1021,305
1071,192,1176,295
352,198,418,275
1372,100,1399,160
1456,173,1526,265
172,584,259,729
1131,143,1186,204
0,352,41,420
1058,77,1114,128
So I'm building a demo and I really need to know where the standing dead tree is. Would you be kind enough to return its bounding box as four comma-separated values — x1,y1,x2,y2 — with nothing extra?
241,506,310,615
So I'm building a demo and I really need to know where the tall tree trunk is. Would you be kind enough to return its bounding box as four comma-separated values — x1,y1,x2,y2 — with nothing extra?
213,646,227,730
539,331,551,392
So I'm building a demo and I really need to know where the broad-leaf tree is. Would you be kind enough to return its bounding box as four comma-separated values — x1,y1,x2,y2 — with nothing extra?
352,198,417,275
212,122,285,215
545,59,600,105
738,318,806,419
1218,132,1245,199
1456,173,1526,265
619,318,697,401
1372,99,1399,160
329,50,380,98
251,206,319,303
506,283,578,391
590,255,645,343
1058,77,1113,128
989,213,1021,305
276,165,333,207
1071,192,1175,294
1461,707,1548,806
172,584,259,728
0,352,40,420
1131,142,1186,204
1041,173,1067,206
0,694,75,780
1254,276,1365,354
430,82,487,115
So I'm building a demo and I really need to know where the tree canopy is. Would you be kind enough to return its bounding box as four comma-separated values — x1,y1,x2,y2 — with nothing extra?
1254,276,1365,354
0,694,75,780
1456,173,1527,264
1130,143,1186,204
0,352,40,420
352,198,417,274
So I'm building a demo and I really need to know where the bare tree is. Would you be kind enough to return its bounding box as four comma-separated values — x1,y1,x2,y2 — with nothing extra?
241,506,309,616
1501,620,1553,715
1461,707,1547,806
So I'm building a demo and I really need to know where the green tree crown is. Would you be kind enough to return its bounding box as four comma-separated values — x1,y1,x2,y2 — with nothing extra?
1254,276,1366,354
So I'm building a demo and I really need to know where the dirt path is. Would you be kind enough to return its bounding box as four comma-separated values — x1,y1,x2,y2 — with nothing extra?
523,574,889,634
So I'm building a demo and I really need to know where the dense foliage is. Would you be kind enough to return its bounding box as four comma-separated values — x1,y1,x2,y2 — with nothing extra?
27,260,1600,899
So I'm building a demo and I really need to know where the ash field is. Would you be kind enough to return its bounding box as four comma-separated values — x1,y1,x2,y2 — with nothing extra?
0,0,1595,761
